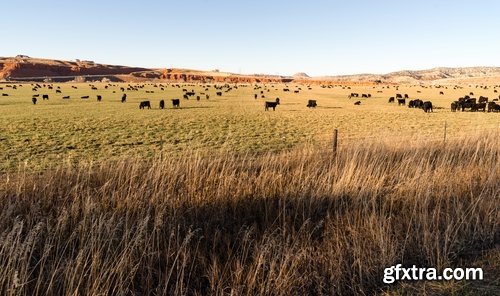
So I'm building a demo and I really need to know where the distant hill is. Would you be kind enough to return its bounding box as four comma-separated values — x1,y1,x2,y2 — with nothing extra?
314,67,500,84
292,72,310,79
1,56,499,85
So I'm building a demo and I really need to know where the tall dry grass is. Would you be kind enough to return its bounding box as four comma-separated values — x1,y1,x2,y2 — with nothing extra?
0,133,498,295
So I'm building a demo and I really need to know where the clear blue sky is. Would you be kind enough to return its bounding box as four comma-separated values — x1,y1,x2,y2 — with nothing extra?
2,0,500,76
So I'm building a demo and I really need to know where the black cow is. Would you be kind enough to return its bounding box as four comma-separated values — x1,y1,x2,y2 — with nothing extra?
397,98,406,106
408,99,423,108
306,100,317,108
121,94,127,103
42,94,49,100
388,97,395,103
479,96,488,103
56,90,62,93
439,91,444,95
451,101,458,112
172,98,180,108
97,95,102,102
265,98,280,111
81,96,89,99
139,101,151,109
354,101,361,105
459,98,476,111
216,92,222,96
422,101,433,113
404,94,409,99
472,102,486,112
63,96,70,99
32,97,37,105
488,102,500,112
159,100,165,109
361,94,368,98
396,94,402,99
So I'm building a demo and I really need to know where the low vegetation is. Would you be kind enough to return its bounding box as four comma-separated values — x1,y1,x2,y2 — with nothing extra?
0,132,498,295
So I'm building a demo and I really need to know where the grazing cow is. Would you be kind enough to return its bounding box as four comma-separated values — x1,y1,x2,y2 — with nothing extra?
354,101,361,105
294,90,299,93
63,96,70,99
33,94,39,97
488,101,500,112
42,94,49,100
470,92,474,95
397,98,406,106
388,97,395,103
139,101,151,109
97,95,102,102
439,91,444,95
404,94,409,99
422,101,433,113
121,94,127,103
264,98,280,111
283,88,290,92
361,94,368,98
472,102,486,112
172,98,180,108
56,90,62,93
183,94,189,100
81,96,89,99
306,100,317,108
159,100,165,109
451,101,458,112
459,98,476,111
408,99,423,108
32,97,37,105
206,94,210,100
216,92,222,96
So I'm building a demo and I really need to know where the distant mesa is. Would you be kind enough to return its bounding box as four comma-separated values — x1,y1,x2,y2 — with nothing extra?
293,72,310,79
1,55,500,85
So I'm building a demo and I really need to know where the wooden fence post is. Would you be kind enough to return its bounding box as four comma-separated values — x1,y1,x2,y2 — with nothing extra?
332,129,338,156
443,121,447,145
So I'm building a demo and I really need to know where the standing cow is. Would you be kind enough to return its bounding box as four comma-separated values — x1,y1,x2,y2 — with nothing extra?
265,98,280,111
422,101,433,113
159,100,165,109
139,101,151,109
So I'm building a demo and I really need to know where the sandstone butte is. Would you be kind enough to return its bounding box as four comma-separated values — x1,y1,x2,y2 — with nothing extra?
2,56,500,85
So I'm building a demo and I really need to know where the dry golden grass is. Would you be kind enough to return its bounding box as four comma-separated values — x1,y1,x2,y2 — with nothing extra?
0,132,498,295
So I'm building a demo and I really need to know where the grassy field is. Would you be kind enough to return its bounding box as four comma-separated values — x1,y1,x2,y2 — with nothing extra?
0,81,498,295
0,82,498,171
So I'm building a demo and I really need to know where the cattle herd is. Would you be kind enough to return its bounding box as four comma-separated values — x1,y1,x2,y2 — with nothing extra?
0,81,499,115
450,96,499,112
